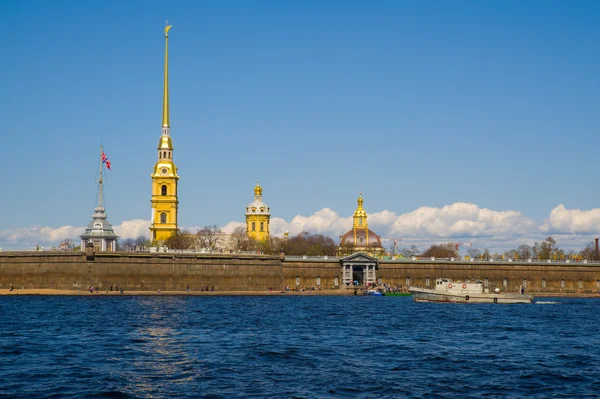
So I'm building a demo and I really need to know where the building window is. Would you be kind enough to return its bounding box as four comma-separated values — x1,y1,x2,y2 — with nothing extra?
522,279,527,287
334,277,339,286
160,212,167,224
316,276,321,286
378,277,383,285
560,279,565,288
579,280,583,289
596,279,600,289
426,277,430,287
252,222,256,231
169,152,172,159
163,151,167,158
503,278,508,288
161,185,167,195
484,278,489,288
359,217,363,226
405,278,411,288
542,279,546,288
260,222,264,232
295,276,300,286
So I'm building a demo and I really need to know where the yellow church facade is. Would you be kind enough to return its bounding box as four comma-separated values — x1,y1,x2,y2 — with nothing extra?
246,182,271,241
150,24,179,243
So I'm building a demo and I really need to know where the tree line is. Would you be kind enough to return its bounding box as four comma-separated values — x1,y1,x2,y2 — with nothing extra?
396,237,600,261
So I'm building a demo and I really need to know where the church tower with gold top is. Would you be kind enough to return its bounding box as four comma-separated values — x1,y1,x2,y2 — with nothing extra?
246,182,271,241
150,23,179,243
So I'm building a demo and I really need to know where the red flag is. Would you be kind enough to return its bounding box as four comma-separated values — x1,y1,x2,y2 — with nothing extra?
102,151,111,170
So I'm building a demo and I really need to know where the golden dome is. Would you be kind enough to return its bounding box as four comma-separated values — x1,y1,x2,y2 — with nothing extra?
158,135,173,150
254,181,263,196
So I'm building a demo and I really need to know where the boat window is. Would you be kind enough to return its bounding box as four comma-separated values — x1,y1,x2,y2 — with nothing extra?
560,279,565,288
503,278,508,288
542,279,546,288
426,277,430,287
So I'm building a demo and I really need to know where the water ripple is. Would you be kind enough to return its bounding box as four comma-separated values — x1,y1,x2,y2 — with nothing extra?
1,296,599,398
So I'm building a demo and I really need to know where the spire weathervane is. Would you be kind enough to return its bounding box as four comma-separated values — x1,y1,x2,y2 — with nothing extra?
162,21,172,128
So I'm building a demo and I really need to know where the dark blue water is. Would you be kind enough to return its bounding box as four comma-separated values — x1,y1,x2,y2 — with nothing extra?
0,296,599,398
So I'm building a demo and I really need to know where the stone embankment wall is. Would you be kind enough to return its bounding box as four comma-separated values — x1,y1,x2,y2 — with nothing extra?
1,252,600,293
284,258,600,294
0,252,283,291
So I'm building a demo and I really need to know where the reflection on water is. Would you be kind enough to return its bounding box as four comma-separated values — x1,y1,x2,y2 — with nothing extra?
0,296,599,398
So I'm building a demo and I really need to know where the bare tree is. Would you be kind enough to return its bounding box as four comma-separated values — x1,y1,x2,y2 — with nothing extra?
400,245,420,258
516,244,532,259
422,243,456,258
196,225,222,251
121,238,135,251
164,229,195,250
230,226,259,252
467,248,482,259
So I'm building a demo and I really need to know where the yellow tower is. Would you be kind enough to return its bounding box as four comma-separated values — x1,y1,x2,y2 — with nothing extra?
150,22,179,243
353,192,369,242
246,182,271,241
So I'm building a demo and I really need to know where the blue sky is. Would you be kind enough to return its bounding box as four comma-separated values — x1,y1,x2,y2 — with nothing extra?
1,0,599,250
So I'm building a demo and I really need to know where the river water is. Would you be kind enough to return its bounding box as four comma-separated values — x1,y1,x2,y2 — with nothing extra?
0,295,598,398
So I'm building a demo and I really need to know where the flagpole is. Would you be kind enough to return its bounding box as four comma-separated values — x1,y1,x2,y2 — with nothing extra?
99,145,104,208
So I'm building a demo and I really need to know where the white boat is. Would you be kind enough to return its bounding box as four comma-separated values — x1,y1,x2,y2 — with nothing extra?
409,278,533,304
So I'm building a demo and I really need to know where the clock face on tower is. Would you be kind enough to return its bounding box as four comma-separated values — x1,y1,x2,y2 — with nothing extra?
161,168,168,174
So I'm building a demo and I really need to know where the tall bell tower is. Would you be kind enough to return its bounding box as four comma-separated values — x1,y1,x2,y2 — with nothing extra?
150,22,179,243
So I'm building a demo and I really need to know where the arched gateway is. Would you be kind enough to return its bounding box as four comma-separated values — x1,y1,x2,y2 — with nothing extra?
340,253,379,287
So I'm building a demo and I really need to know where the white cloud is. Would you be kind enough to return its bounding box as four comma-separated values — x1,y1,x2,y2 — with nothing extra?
0,220,151,251
2,204,600,252
540,204,600,234
113,219,150,239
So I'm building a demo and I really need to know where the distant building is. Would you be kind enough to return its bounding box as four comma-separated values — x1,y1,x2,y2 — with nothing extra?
246,182,271,241
80,206,118,252
150,23,179,243
338,193,384,256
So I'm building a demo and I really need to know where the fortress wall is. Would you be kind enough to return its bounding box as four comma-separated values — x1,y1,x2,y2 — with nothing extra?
282,260,340,290
0,252,283,291
1,252,600,293
376,261,600,293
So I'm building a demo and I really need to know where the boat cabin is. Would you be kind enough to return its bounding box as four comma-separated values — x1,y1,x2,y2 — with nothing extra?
435,278,484,294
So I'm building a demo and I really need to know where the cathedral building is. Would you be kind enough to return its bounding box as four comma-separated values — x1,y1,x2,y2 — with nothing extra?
246,182,271,241
150,23,179,243
338,193,384,256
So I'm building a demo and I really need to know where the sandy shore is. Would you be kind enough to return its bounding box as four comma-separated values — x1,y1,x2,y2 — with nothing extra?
0,289,598,297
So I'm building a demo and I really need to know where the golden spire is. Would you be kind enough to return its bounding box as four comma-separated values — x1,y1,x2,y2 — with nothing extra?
162,21,172,128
